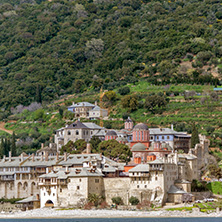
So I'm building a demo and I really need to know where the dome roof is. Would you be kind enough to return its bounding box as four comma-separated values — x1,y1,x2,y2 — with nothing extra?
132,143,147,152
133,123,149,131
106,130,117,136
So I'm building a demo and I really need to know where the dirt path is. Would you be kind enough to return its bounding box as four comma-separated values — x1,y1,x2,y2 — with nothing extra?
0,122,13,135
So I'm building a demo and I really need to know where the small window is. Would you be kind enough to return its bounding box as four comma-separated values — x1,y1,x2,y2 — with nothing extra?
68,131,71,135
79,179,81,182
137,185,139,188
76,130,79,135
162,136,164,139
53,193,55,196
95,179,99,183
68,179,71,183
77,186,80,190
60,188,62,192
167,136,170,139
157,136,159,140
145,185,147,188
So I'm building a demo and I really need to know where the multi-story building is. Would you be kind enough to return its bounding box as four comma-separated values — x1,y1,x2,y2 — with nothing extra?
54,120,106,151
38,150,201,208
0,139,208,208
67,102,108,119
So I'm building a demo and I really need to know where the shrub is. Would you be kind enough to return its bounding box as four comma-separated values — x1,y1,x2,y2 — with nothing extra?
118,86,130,95
98,201,109,209
111,196,123,205
129,196,139,205
84,202,94,209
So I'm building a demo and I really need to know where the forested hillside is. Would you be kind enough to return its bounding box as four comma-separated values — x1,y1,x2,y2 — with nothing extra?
0,0,222,111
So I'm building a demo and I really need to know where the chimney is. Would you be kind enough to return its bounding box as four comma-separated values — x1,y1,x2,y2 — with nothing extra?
41,143,44,149
32,153,35,161
56,152,59,161
20,153,24,162
64,152,67,161
49,143,52,148
41,153,43,161
9,151,11,162
72,102,75,105
45,152,48,161
3,155,6,162
86,143,91,154
95,101,97,106
171,124,174,130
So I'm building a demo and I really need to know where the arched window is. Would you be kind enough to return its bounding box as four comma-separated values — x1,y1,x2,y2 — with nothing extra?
76,130,79,135
68,131,71,135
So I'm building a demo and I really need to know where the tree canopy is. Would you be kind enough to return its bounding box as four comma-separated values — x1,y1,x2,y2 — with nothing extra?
98,139,132,163
0,0,221,110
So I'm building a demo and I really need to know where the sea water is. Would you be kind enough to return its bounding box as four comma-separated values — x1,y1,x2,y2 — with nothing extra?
0,218,221,222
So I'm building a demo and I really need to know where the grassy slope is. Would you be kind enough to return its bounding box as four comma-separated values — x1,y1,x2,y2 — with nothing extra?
4,82,222,139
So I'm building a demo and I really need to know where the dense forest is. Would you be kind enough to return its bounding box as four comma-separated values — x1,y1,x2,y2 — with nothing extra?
0,0,222,111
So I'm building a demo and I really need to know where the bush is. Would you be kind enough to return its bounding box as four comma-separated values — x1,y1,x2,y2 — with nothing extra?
118,86,130,95
111,196,123,205
129,196,139,205
84,202,94,210
98,201,109,209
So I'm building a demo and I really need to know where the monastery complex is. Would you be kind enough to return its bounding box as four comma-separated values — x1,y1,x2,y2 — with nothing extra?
0,116,211,209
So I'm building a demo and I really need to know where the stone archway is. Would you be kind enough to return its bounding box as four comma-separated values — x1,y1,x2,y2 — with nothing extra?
45,200,54,208
31,182,36,195
17,182,22,198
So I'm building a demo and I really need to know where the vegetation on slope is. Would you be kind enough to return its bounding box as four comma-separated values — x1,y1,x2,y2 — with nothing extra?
0,81,221,155
0,0,222,110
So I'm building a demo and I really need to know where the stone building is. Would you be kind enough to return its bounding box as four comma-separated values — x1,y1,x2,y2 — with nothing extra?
0,136,207,208
54,120,106,151
38,151,199,208
67,102,108,119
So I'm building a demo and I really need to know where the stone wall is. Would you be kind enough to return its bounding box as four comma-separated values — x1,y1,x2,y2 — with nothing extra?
103,178,130,205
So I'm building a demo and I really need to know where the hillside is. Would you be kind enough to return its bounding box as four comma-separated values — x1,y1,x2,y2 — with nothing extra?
0,81,221,156
0,0,222,111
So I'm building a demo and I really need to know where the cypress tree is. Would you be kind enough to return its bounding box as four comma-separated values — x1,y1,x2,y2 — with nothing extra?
191,123,200,148
36,84,42,104
4,138,10,156
11,132,16,156
0,138,4,158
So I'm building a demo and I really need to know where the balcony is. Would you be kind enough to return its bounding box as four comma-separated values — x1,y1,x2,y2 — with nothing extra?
0,177,14,181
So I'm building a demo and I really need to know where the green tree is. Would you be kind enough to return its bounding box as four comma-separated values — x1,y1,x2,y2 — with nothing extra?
11,132,16,156
36,84,42,104
129,196,139,205
73,139,87,153
34,109,45,121
89,136,101,153
144,95,168,114
121,95,138,112
59,108,64,118
118,86,130,95
60,141,75,154
102,91,117,107
98,139,132,163
191,123,199,148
